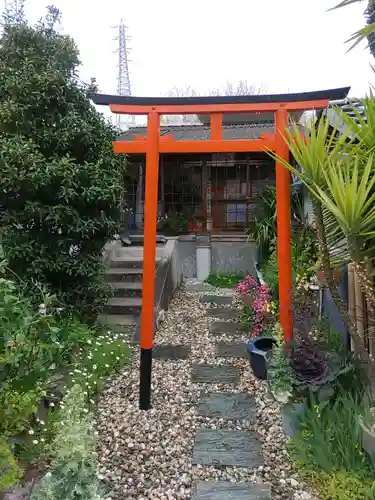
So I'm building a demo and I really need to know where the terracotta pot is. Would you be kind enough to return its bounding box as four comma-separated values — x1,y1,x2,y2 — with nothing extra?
242,294,253,307
316,267,342,286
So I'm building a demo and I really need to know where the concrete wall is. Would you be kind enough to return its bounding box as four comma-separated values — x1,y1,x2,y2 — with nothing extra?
176,236,257,278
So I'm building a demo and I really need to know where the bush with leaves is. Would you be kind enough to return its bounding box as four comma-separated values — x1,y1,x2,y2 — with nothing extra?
31,384,104,500
0,2,125,320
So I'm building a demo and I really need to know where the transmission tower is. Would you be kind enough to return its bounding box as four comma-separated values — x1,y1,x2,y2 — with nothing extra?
113,20,135,130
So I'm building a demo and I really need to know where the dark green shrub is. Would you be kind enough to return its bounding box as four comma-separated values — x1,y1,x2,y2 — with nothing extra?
0,4,124,320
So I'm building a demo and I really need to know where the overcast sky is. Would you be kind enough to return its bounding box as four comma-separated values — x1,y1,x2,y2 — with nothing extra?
24,0,374,121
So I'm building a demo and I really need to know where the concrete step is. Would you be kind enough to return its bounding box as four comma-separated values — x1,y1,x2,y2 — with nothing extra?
109,256,144,269
192,481,271,499
98,314,138,329
109,282,143,298
104,297,142,315
105,268,143,283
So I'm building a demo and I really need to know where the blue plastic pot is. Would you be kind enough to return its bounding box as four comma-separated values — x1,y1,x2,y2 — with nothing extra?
247,337,277,380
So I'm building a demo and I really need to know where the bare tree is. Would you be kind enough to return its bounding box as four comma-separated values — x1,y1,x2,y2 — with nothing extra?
162,81,266,125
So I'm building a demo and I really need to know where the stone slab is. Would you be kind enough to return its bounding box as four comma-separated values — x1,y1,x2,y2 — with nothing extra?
153,344,190,360
200,295,233,306
198,393,256,421
192,481,271,500
191,364,241,384
206,308,239,320
192,429,263,468
216,342,247,359
209,322,243,336
185,283,215,292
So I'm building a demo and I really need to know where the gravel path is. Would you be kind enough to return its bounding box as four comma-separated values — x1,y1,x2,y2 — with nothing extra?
96,281,318,500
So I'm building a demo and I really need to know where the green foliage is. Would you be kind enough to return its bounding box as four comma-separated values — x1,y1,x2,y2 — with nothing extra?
0,5,124,320
71,330,131,396
316,470,375,500
246,185,277,263
0,382,44,437
266,323,293,403
164,210,190,234
205,272,243,288
31,385,104,500
0,437,22,492
290,388,374,474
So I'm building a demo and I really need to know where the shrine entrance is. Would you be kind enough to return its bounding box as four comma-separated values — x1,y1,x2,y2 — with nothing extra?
93,87,350,409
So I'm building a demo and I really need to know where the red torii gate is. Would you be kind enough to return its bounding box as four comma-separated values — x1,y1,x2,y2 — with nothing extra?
93,87,350,410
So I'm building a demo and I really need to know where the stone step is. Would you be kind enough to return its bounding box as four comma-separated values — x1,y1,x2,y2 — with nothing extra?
191,364,241,384
206,308,239,320
192,481,271,500
109,256,144,269
105,268,143,283
192,429,263,468
200,295,233,306
153,344,190,360
198,393,256,421
184,283,215,293
209,321,244,336
104,297,142,315
109,255,163,269
109,282,143,297
98,314,138,329
216,342,247,359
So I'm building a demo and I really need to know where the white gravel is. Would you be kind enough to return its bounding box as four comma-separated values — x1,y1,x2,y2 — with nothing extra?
96,283,318,500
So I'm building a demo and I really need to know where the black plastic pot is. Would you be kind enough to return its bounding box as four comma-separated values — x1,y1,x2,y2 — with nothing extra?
247,337,277,380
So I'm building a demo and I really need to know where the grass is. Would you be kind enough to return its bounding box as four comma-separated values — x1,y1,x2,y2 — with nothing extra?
205,272,243,288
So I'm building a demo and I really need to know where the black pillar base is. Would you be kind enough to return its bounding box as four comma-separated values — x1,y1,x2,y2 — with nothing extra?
139,348,153,410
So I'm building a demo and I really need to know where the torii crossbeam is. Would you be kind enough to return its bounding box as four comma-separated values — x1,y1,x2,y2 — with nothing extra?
93,87,350,410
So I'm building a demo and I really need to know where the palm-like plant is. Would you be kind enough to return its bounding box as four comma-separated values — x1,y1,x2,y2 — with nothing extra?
310,155,375,310
331,0,375,55
269,115,356,336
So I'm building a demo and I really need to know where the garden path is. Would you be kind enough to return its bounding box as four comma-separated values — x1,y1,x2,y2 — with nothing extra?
96,281,316,500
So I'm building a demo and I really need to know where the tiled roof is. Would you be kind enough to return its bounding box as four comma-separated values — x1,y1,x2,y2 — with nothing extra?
321,97,365,136
118,122,276,141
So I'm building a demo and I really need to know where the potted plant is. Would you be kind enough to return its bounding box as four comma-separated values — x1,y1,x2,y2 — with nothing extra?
266,324,293,403
315,257,342,286
247,336,277,380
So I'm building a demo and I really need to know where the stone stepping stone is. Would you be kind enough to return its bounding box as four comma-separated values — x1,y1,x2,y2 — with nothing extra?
206,308,239,320
209,322,244,336
216,342,247,359
185,283,215,292
192,364,241,384
198,393,257,421
192,481,271,500
192,429,263,468
200,295,233,306
153,344,190,360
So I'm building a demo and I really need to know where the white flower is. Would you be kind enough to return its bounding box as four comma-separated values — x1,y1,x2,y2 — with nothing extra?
32,440,39,445
116,357,120,361
39,420,45,426
41,438,45,443
49,402,55,407
105,364,109,368
28,429,35,435
93,365,97,370
87,339,92,344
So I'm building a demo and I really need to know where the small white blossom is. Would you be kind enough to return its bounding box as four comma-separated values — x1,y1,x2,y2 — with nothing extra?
32,440,39,445
28,429,35,435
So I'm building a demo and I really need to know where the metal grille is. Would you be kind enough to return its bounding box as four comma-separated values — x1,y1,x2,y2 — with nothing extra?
123,153,275,233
